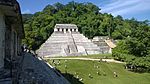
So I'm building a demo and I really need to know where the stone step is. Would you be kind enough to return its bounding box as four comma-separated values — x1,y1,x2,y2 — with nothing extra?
76,44,98,48
36,25,110,57
42,45,62,48
94,42,108,46
48,38,68,40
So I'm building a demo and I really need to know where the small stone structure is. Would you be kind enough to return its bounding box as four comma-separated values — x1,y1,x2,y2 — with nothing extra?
92,36,116,53
54,24,79,33
37,24,101,57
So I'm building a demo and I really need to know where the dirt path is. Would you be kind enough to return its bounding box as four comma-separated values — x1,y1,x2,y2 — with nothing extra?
44,57,124,64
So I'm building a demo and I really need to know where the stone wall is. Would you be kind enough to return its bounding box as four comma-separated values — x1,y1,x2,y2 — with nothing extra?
0,11,5,68
0,0,24,69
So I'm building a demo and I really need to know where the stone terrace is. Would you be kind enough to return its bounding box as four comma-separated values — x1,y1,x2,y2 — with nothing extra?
36,24,101,57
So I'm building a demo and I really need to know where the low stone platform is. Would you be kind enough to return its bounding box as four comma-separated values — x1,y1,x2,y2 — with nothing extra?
92,36,116,53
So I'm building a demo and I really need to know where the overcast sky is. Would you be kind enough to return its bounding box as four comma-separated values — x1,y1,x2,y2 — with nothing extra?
17,0,150,21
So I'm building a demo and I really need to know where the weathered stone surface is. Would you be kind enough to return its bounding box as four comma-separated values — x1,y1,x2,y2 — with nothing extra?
0,12,5,68
0,0,16,5
0,1,25,83
92,36,116,53
0,68,12,84
19,53,70,84
36,24,101,57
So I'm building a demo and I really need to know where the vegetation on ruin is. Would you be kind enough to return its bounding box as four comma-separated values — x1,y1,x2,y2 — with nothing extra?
48,59,150,84
22,1,150,72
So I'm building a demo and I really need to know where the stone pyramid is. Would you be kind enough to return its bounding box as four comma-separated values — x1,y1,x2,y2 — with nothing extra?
36,24,101,57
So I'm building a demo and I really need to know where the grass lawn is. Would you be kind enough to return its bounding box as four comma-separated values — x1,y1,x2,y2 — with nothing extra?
48,59,150,84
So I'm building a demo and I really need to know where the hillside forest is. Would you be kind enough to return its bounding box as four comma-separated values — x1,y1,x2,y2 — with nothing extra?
22,2,150,72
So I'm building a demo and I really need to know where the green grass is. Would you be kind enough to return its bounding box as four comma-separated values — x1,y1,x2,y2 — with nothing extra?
48,59,150,84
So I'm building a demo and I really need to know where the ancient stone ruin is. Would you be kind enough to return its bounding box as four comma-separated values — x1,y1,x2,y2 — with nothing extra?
37,24,100,57
92,36,116,53
37,24,116,57
0,0,24,70
0,0,25,83
0,1,70,84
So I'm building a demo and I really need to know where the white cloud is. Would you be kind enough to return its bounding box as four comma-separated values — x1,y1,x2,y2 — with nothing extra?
101,0,150,16
22,9,31,14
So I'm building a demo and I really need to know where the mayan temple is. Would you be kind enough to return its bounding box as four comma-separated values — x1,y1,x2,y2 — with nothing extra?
37,24,102,57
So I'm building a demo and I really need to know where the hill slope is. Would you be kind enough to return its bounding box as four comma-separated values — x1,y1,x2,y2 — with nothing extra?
48,59,150,84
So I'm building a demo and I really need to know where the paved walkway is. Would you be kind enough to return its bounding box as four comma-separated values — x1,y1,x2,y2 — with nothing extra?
45,58,124,64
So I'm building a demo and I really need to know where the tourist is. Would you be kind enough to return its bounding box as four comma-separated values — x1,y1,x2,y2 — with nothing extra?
23,44,28,52
75,72,77,75
65,65,67,69
113,71,118,77
79,78,83,81
97,71,99,75
52,60,55,64
76,75,79,79
88,74,92,78
98,59,100,62
21,45,24,52
65,60,67,63
103,72,106,76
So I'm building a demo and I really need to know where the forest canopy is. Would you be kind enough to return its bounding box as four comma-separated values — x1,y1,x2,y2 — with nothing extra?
22,1,150,71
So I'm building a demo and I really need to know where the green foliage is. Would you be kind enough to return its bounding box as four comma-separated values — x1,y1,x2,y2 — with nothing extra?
22,14,33,23
22,1,150,61
112,22,150,72
22,1,150,73
22,2,105,50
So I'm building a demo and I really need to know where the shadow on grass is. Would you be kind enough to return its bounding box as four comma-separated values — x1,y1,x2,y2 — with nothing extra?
62,73,84,84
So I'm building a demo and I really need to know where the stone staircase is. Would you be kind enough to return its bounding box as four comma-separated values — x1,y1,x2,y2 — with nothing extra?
67,33,78,54
36,32,101,57
36,24,113,57
92,36,111,53
72,33,100,54
37,33,69,57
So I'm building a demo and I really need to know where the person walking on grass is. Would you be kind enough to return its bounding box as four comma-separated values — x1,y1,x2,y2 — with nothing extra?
113,71,118,78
